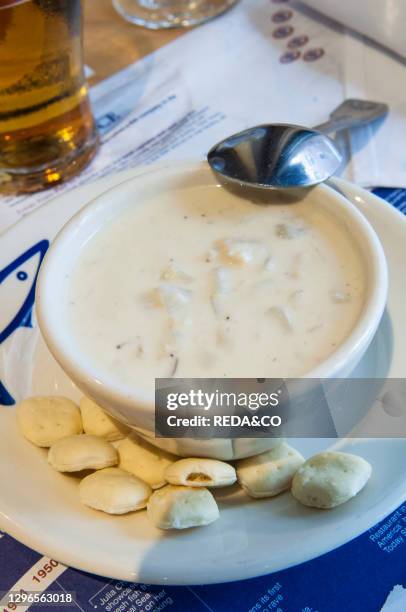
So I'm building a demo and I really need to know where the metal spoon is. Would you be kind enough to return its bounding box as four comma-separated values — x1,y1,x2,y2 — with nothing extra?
207,99,388,190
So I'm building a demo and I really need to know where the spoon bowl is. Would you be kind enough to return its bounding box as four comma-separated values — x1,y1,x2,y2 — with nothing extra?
208,124,342,189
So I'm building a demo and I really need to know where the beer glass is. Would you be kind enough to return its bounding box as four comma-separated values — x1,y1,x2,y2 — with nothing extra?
0,0,99,194
113,0,238,30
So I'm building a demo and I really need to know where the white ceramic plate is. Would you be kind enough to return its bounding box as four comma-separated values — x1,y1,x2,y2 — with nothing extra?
0,167,405,585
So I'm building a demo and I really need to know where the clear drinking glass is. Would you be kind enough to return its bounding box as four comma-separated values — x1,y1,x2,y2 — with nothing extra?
0,0,99,194
113,0,238,30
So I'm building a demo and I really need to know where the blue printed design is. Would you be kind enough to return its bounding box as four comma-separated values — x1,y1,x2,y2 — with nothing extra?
0,240,49,406
0,380,14,406
373,187,406,214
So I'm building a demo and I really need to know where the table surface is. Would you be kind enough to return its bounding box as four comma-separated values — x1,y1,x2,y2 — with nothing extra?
84,0,185,85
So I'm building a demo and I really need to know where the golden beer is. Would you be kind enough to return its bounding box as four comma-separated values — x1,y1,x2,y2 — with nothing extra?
0,0,99,194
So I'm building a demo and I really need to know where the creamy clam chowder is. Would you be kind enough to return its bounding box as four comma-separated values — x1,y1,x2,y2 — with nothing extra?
66,185,366,392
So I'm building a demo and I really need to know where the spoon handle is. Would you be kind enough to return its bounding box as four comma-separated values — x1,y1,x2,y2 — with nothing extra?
314,98,388,134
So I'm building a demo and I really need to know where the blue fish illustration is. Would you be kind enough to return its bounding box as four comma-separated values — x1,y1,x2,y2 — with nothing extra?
0,240,49,405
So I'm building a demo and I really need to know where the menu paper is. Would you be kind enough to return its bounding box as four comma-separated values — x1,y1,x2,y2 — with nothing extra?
1,0,406,234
